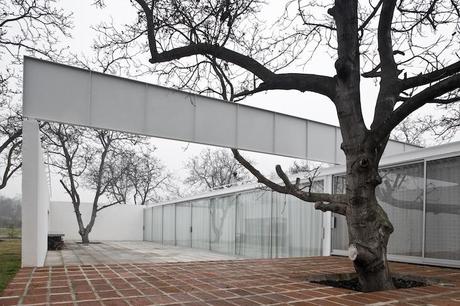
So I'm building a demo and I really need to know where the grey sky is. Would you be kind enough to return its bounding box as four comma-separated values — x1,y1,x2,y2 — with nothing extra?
2,0,446,201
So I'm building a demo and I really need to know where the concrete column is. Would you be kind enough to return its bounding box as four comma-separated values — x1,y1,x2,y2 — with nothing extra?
22,119,49,267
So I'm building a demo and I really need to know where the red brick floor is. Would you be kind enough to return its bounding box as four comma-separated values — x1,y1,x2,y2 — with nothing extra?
1,256,459,305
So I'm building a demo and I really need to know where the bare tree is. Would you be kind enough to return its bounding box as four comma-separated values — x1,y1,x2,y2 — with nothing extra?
43,123,144,244
94,0,460,291
184,148,252,191
412,105,460,143
0,0,71,190
107,147,173,205
391,117,432,146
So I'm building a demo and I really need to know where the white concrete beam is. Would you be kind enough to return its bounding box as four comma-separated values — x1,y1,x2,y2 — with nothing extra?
23,57,419,164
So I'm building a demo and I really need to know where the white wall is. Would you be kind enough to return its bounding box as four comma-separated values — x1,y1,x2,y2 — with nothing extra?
49,201,144,241
22,119,49,267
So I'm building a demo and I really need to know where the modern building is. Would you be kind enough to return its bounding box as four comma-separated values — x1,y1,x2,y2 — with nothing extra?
143,141,460,268
22,57,458,269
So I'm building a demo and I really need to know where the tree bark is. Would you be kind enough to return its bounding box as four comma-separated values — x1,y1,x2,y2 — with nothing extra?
80,230,90,244
344,146,395,292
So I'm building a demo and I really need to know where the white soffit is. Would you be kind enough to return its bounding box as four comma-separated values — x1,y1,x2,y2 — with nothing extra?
23,56,418,164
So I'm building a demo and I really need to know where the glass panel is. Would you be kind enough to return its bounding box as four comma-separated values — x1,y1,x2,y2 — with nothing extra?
426,157,460,260
332,176,348,251
143,208,153,241
176,203,191,247
236,190,271,258
192,199,210,250
162,205,176,245
333,164,424,257
152,206,163,243
272,181,323,258
377,163,424,256
271,192,287,258
210,195,236,254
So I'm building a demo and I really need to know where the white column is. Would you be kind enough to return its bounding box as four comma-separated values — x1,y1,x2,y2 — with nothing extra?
22,119,49,267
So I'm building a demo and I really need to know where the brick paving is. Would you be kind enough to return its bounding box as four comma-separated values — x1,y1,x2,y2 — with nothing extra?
1,256,460,305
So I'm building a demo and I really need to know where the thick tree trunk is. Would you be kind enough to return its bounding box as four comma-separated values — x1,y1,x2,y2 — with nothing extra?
80,230,90,244
345,148,395,292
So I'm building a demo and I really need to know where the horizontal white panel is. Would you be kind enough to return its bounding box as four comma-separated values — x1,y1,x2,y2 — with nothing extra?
237,106,274,153
23,57,419,164
145,86,195,141
307,121,336,163
91,74,146,133
274,114,307,158
195,98,236,147
24,58,90,125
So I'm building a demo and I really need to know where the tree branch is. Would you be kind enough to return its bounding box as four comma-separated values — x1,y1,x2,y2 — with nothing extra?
133,0,157,58
375,74,460,142
315,201,347,215
234,73,336,100
401,61,460,90
231,149,347,212
358,0,383,36
377,0,398,80
150,43,275,81
96,200,124,212
0,129,22,155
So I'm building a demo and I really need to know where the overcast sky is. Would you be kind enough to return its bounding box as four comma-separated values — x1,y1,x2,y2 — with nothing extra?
2,0,445,201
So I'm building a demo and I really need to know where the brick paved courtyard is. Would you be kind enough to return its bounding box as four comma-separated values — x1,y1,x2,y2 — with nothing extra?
1,256,459,305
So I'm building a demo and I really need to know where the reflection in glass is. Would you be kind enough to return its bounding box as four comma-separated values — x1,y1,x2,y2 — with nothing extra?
176,203,191,247
332,176,348,251
210,196,236,254
236,191,271,258
143,208,153,241
332,163,424,257
426,157,460,260
272,181,323,258
152,206,163,242
162,204,175,245
377,163,424,256
192,199,210,249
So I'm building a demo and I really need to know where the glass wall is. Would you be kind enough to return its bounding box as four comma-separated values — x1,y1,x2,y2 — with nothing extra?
191,199,210,250
272,182,324,258
143,208,152,241
210,196,237,254
332,155,460,266
151,206,162,242
236,191,271,258
176,203,191,247
331,176,348,251
378,163,424,256
162,204,175,245
425,156,460,261
144,182,325,259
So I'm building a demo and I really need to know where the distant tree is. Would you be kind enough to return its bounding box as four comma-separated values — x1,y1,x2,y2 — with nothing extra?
43,123,144,244
391,117,432,146
106,147,172,205
0,196,21,229
0,0,71,190
414,105,460,143
184,148,252,191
